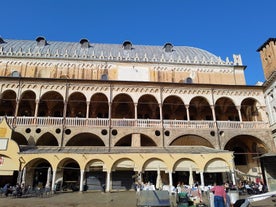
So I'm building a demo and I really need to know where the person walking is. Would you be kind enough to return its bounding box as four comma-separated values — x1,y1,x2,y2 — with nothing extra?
210,183,227,207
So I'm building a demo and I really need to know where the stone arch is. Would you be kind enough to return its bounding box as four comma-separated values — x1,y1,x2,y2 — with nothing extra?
224,135,268,169
84,159,107,191
203,158,231,185
89,93,109,118
18,90,36,116
65,133,105,146
114,133,157,147
36,132,59,146
173,158,199,187
142,158,168,186
111,158,136,190
85,159,107,172
11,131,28,145
173,158,199,172
189,96,212,120
142,158,167,172
204,158,230,172
67,92,87,117
56,158,80,191
23,158,52,188
215,97,239,121
162,95,186,120
112,158,136,171
112,93,134,118
138,94,160,119
141,134,157,146
241,98,263,121
169,134,214,148
0,89,17,116
38,91,64,117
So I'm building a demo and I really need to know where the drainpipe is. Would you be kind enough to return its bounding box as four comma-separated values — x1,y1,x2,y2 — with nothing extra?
211,88,221,149
108,84,112,152
160,86,164,147
60,81,69,150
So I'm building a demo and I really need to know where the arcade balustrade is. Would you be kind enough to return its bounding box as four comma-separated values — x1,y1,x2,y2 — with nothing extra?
0,116,269,130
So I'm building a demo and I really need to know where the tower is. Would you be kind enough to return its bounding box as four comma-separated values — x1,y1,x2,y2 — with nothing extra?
257,38,276,80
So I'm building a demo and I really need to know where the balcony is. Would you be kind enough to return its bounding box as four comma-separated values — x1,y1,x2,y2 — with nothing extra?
1,116,269,130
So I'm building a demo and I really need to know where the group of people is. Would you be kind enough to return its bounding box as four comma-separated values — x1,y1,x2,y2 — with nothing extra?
238,179,267,195
1,183,24,197
135,181,156,191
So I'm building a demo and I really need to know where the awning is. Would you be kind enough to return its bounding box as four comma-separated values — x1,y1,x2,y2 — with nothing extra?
0,170,14,176
205,159,230,172
235,169,260,178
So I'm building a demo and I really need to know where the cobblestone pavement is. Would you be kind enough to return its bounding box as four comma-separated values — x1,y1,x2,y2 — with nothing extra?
1,190,270,207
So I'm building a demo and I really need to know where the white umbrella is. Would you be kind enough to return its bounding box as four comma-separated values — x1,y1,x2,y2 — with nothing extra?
189,167,193,187
45,167,51,188
156,167,162,190
21,167,26,185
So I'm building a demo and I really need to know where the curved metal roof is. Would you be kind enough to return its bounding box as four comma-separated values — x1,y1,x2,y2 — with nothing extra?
0,38,230,65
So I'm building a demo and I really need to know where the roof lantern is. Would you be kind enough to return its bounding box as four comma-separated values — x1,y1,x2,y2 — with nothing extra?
79,38,90,48
163,42,174,52
0,37,5,44
122,41,132,50
36,36,47,47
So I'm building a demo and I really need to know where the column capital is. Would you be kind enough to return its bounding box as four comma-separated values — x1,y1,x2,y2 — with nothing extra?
236,105,241,110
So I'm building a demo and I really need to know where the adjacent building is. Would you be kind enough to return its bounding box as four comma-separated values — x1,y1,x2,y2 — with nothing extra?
257,38,276,191
0,36,274,192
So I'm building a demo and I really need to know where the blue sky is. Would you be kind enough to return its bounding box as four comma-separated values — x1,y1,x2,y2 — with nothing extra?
1,0,275,85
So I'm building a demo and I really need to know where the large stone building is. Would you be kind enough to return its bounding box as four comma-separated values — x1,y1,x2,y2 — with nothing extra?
257,38,276,190
0,36,274,192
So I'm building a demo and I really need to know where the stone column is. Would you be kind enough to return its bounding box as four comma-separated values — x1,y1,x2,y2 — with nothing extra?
86,101,90,118
108,102,112,119
169,171,173,193
34,99,39,117
159,103,163,121
185,105,190,121
134,103,138,120
106,171,111,192
236,106,242,122
200,171,205,187
231,170,236,186
79,169,85,192
14,99,19,117
51,170,56,192
139,171,143,183
211,105,216,121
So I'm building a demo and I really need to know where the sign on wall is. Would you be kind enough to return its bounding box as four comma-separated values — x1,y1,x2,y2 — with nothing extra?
0,139,8,150
118,66,149,81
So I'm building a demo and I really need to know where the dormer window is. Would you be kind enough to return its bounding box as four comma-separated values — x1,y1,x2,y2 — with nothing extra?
0,37,5,44
163,42,174,52
36,36,47,47
122,41,132,50
80,38,90,49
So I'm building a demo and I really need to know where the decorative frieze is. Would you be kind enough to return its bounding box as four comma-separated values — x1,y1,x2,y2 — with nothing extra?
214,89,261,97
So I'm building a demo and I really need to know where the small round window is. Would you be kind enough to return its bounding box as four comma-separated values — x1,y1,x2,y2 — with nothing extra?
186,77,193,84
